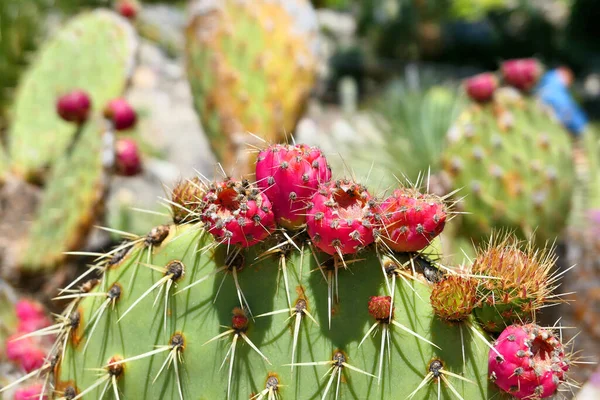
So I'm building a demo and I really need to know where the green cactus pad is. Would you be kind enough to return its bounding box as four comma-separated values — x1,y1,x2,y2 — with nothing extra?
7,9,137,181
55,223,497,399
19,118,108,271
442,87,575,245
185,0,318,172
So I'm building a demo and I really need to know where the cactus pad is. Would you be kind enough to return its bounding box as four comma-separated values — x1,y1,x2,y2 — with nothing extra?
19,117,108,271
7,10,137,181
53,222,497,399
185,0,318,172
442,87,574,245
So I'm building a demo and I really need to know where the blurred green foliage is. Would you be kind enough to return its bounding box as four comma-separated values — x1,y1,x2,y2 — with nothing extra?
370,79,463,183
0,0,48,128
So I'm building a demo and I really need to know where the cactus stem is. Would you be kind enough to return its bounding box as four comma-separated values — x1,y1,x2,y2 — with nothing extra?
285,351,376,399
408,359,474,400
72,356,124,400
256,298,318,370
466,320,501,358
83,284,122,354
255,230,302,311
360,304,441,382
105,335,185,399
204,321,271,400
117,261,184,323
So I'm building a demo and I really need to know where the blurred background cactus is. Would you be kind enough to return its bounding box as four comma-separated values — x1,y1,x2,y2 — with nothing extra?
185,0,319,175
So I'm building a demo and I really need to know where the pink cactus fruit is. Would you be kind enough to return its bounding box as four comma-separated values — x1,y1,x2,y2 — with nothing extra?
56,90,91,123
379,188,446,253
489,324,569,399
306,179,378,255
115,138,142,176
201,178,275,247
6,335,46,373
501,58,543,91
255,144,331,230
103,98,137,130
116,0,138,20
15,299,46,322
465,73,498,102
14,384,48,400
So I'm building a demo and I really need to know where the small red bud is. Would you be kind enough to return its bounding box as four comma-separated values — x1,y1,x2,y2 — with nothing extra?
115,138,142,176
368,296,393,321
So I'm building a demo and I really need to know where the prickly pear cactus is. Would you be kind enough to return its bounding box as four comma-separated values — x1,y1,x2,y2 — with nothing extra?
10,143,574,399
7,9,137,181
51,225,495,399
442,82,575,245
185,0,318,173
19,117,109,271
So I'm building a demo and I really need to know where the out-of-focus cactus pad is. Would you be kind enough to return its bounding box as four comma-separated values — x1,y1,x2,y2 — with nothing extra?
19,118,108,271
7,10,137,180
185,0,318,171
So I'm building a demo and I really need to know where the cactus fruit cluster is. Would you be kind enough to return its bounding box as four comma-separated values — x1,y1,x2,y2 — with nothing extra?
185,0,319,174
442,59,575,246
0,10,143,272
1,293,54,400
7,10,138,180
0,141,578,400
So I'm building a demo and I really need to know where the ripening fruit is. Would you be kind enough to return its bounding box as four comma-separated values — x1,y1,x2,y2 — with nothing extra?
56,90,91,123
501,59,543,91
465,73,498,102
115,138,142,176
489,324,569,399
104,98,137,131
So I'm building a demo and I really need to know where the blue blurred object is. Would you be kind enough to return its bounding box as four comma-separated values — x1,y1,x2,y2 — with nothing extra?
536,69,588,136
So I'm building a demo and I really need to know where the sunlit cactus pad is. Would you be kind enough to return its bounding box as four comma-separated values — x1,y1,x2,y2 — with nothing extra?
7,9,137,180
54,224,495,399
442,87,574,245
19,117,108,271
185,0,318,171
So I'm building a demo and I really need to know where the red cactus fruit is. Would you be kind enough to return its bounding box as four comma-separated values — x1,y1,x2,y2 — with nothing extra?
255,144,331,230
430,275,478,322
231,308,249,331
6,335,46,373
15,300,46,322
501,58,543,91
201,179,275,247
56,90,91,123
104,98,137,130
368,296,393,321
306,179,378,255
379,188,446,253
489,324,569,399
116,0,138,20
465,73,498,102
14,384,47,400
115,138,142,176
